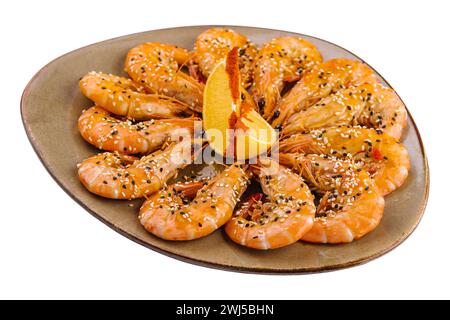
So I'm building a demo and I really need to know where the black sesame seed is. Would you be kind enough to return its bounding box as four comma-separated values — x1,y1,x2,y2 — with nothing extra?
273,110,280,119
257,99,265,110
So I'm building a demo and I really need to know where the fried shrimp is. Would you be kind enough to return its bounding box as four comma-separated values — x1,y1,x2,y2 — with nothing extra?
271,58,379,128
279,153,384,243
79,72,195,120
191,28,258,88
78,141,195,199
252,37,322,120
78,106,200,154
139,163,250,240
225,158,315,249
125,42,204,112
279,126,410,195
282,83,407,139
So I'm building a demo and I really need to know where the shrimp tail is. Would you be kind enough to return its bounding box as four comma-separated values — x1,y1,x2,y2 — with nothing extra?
236,192,264,218
172,181,206,198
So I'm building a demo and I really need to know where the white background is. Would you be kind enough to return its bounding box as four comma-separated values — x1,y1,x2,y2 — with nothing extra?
1,0,449,299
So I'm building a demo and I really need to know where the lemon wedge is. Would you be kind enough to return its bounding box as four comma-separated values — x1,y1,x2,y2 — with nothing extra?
203,61,237,158
203,48,277,160
235,109,277,160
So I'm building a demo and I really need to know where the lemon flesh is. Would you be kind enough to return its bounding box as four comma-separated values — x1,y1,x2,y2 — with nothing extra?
203,59,276,160
203,62,237,157
235,109,277,160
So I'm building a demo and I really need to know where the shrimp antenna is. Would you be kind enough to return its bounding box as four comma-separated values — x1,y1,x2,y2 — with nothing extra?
176,51,198,75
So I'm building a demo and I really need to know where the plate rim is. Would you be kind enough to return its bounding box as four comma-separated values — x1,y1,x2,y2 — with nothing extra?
21,24,430,274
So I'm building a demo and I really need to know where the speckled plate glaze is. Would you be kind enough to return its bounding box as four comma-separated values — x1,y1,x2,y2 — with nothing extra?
21,26,429,274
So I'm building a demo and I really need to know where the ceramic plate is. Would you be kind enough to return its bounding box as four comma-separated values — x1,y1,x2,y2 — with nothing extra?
21,26,429,274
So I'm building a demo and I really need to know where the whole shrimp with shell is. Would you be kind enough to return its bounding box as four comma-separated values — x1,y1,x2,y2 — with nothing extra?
270,58,379,128
190,28,258,88
78,106,200,155
279,153,384,243
78,139,197,199
125,42,204,112
252,36,322,120
225,158,316,249
139,163,251,240
80,72,195,120
282,83,407,140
